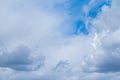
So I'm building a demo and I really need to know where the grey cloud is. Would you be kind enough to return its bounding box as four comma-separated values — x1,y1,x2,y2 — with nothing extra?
9,60,73,80
83,32,120,73
0,46,45,71
83,0,120,73
82,72,120,80
96,30,120,73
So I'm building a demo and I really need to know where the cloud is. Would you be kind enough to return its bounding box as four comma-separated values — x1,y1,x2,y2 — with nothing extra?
0,0,93,79
0,0,120,80
0,45,45,71
83,0,120,73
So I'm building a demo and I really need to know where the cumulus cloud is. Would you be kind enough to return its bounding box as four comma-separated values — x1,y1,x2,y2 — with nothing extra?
0,0,120,80
0,45,45,71
83,0,120,74
0,0,92,79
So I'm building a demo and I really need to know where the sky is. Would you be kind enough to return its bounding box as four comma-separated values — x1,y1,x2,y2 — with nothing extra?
0,0,120,80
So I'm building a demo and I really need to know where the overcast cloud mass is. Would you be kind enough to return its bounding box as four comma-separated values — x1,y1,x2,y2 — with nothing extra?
0,0,120,80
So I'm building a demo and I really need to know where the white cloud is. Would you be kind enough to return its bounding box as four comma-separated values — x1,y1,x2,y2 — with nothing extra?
82,1,120,79
0,0,92,79
0,0,120,80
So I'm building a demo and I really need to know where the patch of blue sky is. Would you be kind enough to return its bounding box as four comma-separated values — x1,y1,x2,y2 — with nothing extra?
73,20,89,35
71,0,112,35
64,0,90,35
56,0,92,35
28,0,91,35
88,0,111,18
27,0,111,36
68,0,89,10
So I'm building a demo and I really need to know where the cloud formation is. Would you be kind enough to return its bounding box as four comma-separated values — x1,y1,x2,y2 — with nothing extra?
0,45,45,71
83,0,120,74
0,0,120,80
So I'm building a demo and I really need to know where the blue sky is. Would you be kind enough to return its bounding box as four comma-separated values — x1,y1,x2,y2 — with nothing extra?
0,0,120,80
